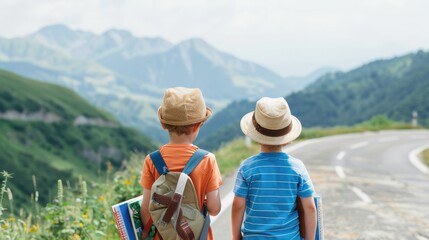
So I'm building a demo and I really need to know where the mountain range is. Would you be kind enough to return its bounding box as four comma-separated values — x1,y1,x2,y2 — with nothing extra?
0,24,333,142
2,24,428,209
196,50,429,150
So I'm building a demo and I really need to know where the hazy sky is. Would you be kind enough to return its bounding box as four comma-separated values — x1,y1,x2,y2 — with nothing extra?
0,0,428,76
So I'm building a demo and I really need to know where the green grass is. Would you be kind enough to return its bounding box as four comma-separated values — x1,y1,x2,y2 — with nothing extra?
422,148,429,167
0,120,158,212
0,153,150,240
300,115,418,140
299,124,414,140
215,138,260,176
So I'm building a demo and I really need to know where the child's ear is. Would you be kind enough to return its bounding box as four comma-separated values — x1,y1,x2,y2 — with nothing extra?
192,122,203,132
161,123,167,130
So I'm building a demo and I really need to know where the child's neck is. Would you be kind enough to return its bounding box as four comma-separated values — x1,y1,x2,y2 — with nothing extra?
168,133,195,145
260,144,283,152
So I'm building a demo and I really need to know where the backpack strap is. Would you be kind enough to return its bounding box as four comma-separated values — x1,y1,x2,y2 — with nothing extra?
158,149,209,226
183,149,210,240
182,149,209,175
153,149,210,239
199,205,211,240
150,150,169,175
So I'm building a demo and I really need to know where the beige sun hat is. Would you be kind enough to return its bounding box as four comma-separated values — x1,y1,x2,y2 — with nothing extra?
240,97,302,145
157,87,213,126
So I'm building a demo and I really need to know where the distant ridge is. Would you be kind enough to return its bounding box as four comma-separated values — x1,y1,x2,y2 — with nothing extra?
29,24,174,59
289,50,429,127
0,24,330,142
197,50,429,150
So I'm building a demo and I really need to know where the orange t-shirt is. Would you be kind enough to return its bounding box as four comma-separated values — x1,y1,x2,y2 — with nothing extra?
140,144,223,240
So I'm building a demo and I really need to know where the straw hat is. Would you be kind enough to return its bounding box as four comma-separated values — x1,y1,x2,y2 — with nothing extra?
240,97,302,145
157,87,212,126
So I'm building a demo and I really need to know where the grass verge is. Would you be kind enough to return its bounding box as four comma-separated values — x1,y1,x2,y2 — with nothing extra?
422,148,429,167
215,138,260,176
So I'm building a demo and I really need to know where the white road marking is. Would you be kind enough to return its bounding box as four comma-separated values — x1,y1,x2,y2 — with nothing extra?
410,136,428,140
350,186,372,204
284,139,320,153
350,141,368,149
336,151,345,161
335,166,346,179
408,144,429,175
416,234,429,240
378,136,398,142
211,191,234,225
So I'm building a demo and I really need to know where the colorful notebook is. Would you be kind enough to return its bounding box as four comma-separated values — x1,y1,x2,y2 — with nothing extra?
297,195,324,240
314,195,324,240
128,197,143,240
112,195,143,240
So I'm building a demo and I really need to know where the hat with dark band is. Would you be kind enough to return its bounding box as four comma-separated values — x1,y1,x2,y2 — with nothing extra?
240,97,301,145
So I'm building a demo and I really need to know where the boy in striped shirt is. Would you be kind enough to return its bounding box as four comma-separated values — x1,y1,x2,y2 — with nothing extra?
232,97,316,240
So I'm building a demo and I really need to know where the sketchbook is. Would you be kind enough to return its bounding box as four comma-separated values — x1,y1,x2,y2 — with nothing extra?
112,195,143,240
297,195,324,240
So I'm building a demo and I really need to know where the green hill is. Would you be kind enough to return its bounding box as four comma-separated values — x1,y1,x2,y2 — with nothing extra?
197,50,429,151
288,50,429,126
0,69,158,210
196,99,254,150
0,69,116,121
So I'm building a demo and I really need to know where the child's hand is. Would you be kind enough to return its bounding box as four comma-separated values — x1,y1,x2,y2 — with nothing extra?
232,233,243,240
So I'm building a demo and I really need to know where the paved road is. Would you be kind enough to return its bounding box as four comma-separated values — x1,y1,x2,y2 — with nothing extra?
211,129,429,240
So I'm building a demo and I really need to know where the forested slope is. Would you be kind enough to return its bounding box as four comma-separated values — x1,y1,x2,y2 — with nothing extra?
0,69,158,209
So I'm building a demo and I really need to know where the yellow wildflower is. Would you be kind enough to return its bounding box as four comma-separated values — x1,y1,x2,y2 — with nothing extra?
70,234,81,240
98,195,105,202
82,213,89,219
123,179,132,186
107,161,112,175
8,217,15,221
27,224,39,233
132,175,137,179
79,222,84,228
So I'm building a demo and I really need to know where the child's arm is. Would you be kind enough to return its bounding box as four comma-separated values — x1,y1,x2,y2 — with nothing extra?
140,188,152,238
206,189,221,216
300,196,317,240
231,195,245,240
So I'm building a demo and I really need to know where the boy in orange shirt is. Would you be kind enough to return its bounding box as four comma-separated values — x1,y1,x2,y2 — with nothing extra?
140,87,222,240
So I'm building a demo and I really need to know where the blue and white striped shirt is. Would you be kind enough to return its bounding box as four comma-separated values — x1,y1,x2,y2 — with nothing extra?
233,152,315,240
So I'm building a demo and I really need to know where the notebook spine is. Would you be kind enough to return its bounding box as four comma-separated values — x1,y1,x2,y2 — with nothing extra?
315,196,324,240
112,207,127,240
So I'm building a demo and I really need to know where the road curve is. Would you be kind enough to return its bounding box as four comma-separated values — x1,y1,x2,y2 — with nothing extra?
211,129,429,240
